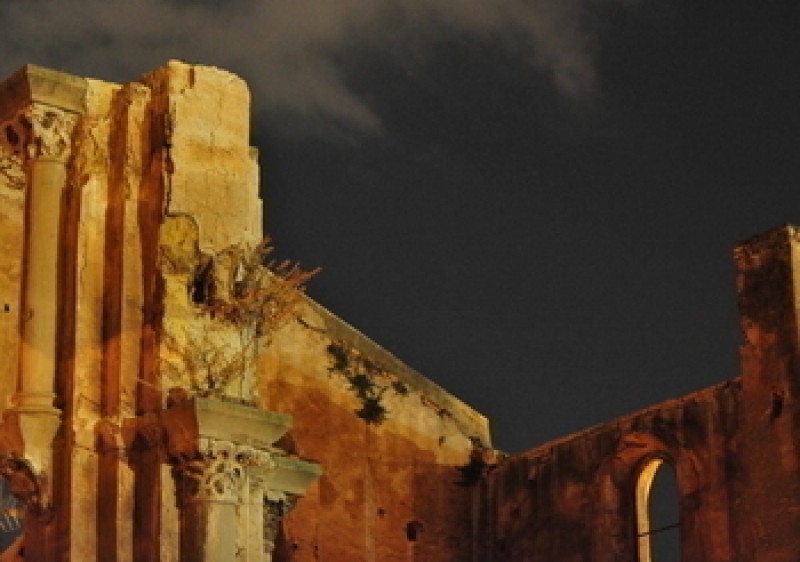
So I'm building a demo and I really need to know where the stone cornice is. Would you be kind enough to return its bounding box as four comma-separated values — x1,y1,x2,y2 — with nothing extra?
160,396,294,458
0,65,86,121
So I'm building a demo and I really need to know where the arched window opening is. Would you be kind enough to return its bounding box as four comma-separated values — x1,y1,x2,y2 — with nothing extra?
636,458,680,562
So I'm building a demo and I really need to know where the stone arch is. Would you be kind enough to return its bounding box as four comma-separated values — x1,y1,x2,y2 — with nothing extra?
635,456,680,562
590,431,702,562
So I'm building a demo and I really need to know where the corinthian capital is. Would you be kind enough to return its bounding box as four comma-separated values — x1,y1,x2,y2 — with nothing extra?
0,105,77,163
23,105,77,161
173,438,275,504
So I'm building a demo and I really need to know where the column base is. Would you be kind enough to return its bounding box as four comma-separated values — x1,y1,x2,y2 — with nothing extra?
6,400,61,509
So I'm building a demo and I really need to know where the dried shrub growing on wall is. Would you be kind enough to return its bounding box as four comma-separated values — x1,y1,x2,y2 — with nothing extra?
202,238,320,337
163,236,319,399
160,328,254,399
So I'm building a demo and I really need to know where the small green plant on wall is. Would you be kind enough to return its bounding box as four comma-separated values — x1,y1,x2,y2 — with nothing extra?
327,340,409,424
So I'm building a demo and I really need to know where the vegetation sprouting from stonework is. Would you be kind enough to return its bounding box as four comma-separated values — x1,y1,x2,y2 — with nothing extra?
164,237,319,399
456,455,490,486
456,448,505,486
160,328,254,399
325,341,462,424
197,237,320,337
327,341,409,424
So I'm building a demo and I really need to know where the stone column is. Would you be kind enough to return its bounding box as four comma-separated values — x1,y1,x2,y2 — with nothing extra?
240,473,297,562
173,438,274,562
162,398,320,561
3,104,77,506
241,474,267,562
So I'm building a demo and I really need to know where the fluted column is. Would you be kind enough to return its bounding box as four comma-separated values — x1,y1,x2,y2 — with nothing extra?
161,397,320,561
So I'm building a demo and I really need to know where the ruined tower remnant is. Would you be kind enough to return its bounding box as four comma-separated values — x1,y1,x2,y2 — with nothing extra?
0,62,327,561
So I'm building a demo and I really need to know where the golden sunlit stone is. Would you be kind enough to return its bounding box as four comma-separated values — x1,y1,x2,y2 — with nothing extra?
0,62,489,561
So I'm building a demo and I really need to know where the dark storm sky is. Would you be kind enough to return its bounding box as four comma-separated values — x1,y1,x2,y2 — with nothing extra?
2,1,800,452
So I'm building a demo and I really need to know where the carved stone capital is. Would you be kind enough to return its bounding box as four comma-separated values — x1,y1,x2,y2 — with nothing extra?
173,438,275,504
0,104,77,164
24,105,77,161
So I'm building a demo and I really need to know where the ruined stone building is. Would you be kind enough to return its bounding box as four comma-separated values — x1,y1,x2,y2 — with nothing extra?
0,61,797,561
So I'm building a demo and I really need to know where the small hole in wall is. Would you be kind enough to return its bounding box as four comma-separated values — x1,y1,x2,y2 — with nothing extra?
3,304,9,312
771,391,784,421
377,508,386,518
5,125,18,146
406,520,423,542
190,258,214,305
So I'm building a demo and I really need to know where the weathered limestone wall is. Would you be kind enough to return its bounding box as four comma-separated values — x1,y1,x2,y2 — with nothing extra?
474,381,740,562
143,60,262,253
476,225,800,562
0,99,26,413
259,302,491,562
26,58,800,562
137,60,488,562
0,60,490,562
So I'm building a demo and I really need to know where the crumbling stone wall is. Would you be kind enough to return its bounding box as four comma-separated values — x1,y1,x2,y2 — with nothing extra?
475,226,800,562
474,381,740,561
0,61,316,561
259,301,491,562
0,61,490,562
7,59,800,562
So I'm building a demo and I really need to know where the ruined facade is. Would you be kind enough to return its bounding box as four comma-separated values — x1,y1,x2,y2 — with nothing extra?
0,61,798,561
0,62,488,562
474,226,800,562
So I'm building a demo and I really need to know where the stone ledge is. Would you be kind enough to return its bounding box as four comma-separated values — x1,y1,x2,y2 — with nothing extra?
0,64,87,120
195,397,293,448
161,396,294,457
258,455,323,498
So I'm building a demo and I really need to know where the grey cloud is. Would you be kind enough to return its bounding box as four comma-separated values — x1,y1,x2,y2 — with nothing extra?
0,0,628,137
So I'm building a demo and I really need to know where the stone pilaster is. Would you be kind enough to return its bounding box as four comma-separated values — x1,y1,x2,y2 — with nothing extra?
0,128,24,191
1,103,79,508
242,474,267,562
733,225,800,559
